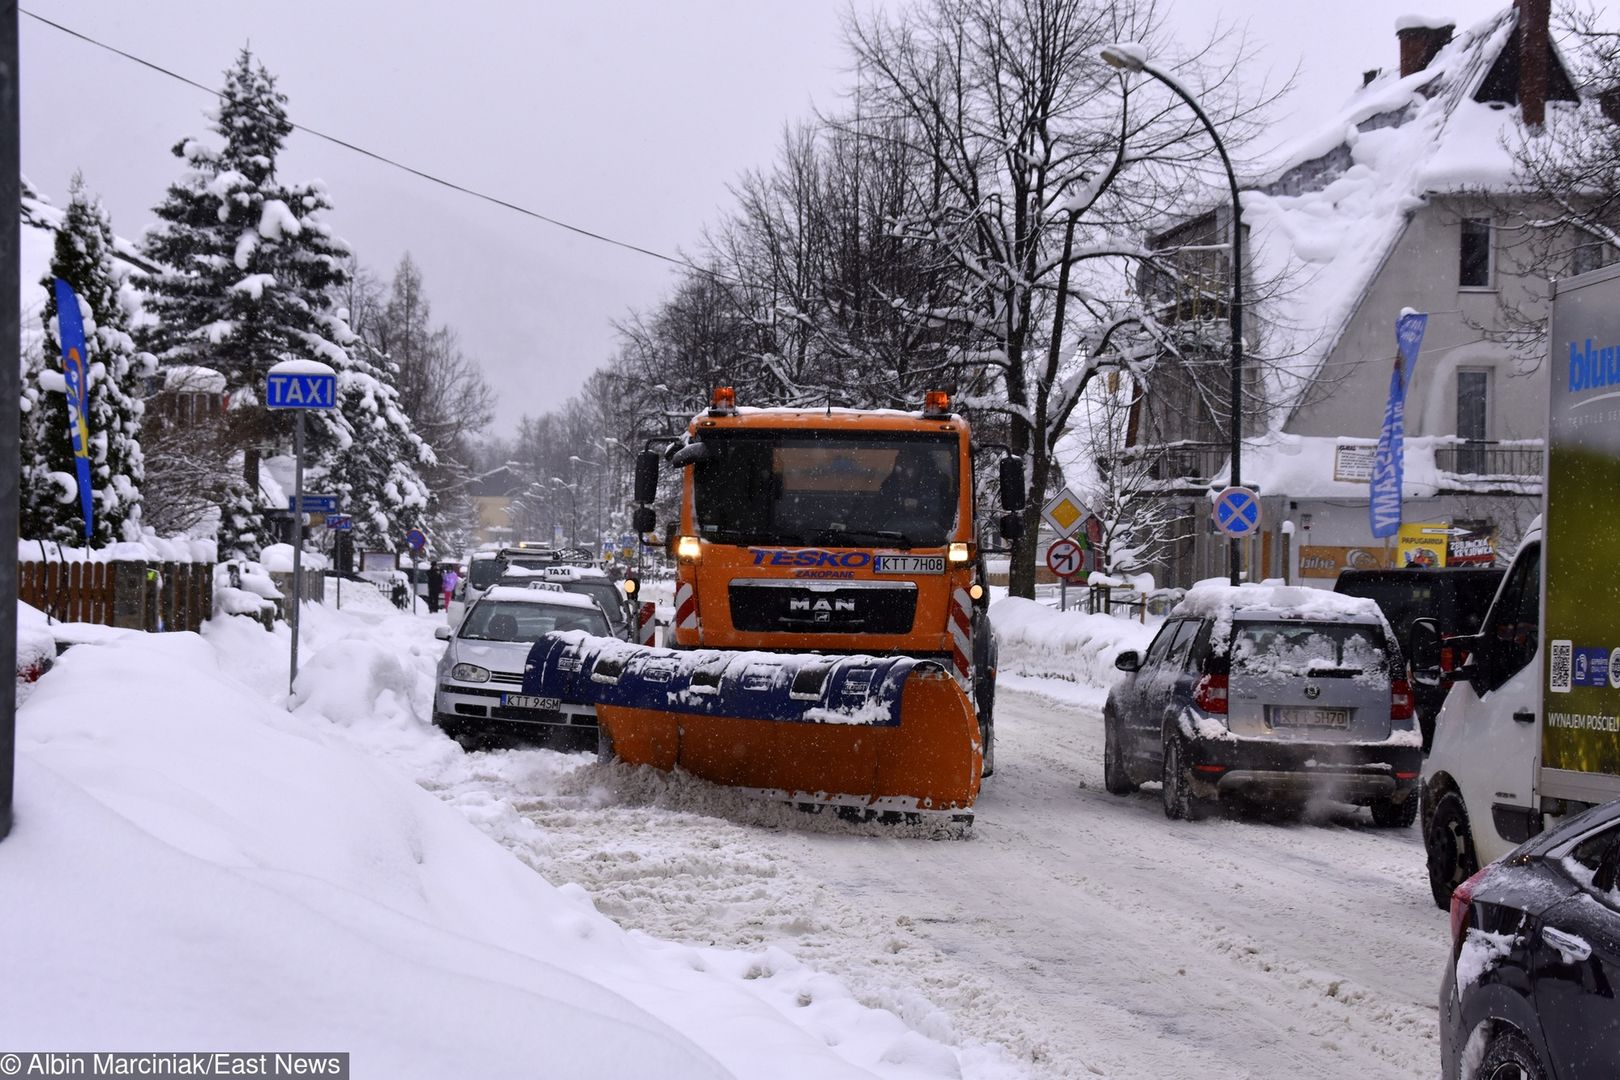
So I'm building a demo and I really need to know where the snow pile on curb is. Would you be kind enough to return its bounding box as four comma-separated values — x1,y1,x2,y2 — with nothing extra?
990,596,1157,693
0,615,1013,1080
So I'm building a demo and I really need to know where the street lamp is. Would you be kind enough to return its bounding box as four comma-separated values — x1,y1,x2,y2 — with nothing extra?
550,477,578,547
1101,43,1246,586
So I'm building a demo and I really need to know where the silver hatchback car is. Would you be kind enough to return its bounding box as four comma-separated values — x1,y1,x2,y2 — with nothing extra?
433,585,607,750
1103,582,1424,824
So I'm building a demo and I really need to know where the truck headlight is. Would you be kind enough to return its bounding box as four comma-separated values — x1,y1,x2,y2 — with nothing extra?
676,535,702,562
947,542,970,564
451,663,491,683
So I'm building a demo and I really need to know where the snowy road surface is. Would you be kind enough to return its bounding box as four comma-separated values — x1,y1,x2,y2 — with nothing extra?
421,660,1450,1078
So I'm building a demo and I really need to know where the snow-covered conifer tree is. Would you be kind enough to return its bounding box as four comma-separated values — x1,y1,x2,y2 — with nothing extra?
140,48,357,559
21,175,152,545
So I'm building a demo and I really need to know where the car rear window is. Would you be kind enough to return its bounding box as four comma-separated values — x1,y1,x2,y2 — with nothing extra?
1230,621,1390,680
469,558,502,590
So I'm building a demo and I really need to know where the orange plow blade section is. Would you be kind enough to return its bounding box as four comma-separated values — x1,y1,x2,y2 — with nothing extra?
526,636,981,819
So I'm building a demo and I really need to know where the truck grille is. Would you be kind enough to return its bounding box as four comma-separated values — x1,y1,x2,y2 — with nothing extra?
728,580,917,635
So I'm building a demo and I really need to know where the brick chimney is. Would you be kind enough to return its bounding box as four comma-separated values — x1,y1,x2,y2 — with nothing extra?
1517,0,1551,127
1396,18,1455,77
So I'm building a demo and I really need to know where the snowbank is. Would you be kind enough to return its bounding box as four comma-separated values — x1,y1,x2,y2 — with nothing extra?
19,534,217,564
989,597,1157,699
259,542,330,573
0,610,1004,1079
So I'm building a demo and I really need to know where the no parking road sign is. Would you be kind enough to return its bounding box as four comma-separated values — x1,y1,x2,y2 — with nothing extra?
1212,486,1262,538
1045,537,1086,581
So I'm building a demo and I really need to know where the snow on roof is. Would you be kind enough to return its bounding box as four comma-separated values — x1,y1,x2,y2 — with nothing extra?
1238,7,1529,425
480,585,601,609
162,365,227,394
1204,430,1542,499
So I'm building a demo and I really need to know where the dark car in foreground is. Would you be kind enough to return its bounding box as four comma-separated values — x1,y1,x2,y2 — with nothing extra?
1104,582,1422,824
1440,798,1620,1079
1333,566,1505,749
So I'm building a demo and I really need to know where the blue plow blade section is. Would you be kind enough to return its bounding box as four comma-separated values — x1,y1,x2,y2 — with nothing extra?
523,632,922,725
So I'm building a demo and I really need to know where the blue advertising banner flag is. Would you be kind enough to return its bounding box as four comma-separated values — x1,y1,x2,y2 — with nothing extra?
1369,311,1428,539
52,278,96,541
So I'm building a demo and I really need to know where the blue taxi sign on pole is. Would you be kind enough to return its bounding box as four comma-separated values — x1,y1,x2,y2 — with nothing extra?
324,514,353,531
265,362,337,410
1212,486,1262,538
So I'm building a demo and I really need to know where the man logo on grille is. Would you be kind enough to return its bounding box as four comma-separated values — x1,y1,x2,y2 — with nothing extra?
1304,684,1321,700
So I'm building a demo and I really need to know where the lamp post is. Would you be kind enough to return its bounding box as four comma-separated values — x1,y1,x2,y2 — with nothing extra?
1101,43,1245,586
550,477,578,546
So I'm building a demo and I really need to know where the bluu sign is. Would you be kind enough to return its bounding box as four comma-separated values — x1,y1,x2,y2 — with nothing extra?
265,370,337,409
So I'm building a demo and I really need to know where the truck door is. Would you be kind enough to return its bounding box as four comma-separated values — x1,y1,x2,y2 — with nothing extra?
1446,541,1542,864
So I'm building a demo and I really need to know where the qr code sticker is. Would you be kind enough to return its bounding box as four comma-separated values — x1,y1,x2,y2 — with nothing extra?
1550,639,1573,693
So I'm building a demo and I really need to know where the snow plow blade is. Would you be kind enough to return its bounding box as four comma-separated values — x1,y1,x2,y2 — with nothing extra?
525,634,981,820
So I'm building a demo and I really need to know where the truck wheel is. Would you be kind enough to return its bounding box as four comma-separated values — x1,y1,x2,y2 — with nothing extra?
1161,730,1210,821
1103,711,1136,795
1425,791,1479,910
1370,793,1419,829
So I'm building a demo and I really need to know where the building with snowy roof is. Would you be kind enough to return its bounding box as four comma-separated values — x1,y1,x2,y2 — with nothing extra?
1101,0,1614,589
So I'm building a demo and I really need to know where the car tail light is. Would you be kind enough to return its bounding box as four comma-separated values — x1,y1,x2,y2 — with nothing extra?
1439,645,1456,674
1450,866,1489,951
1194,674,1228,714
1391,678,1414,722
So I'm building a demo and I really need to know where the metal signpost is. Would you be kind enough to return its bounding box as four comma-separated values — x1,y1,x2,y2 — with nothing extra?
266,360,338,699
325,514,352,608
405,528,428,614
1212,486,1262,581
1046,537,1085,612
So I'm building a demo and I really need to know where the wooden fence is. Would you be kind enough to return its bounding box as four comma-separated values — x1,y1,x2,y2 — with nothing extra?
18,560,215,633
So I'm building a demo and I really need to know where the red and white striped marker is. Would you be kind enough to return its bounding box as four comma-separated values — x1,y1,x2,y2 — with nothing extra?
637,602,657,647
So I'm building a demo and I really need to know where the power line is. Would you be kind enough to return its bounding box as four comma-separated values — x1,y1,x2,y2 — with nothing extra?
21,8,734,282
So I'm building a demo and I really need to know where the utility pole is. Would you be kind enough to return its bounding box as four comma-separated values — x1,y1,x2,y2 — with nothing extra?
0,0,18,841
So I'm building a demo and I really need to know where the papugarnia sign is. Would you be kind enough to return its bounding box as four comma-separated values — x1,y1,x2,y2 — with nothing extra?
1368,310,1427,539
1544,264,1620,779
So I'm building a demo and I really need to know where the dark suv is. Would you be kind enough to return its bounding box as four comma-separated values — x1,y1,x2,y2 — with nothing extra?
1333,567,1505,750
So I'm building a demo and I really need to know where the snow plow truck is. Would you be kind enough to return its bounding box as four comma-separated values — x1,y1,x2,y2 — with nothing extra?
524,388,1025,823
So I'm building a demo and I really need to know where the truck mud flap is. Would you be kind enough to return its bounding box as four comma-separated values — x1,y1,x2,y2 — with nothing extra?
525,633,981,819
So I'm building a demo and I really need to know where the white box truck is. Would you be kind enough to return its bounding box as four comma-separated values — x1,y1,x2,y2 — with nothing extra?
1420,260,1620,908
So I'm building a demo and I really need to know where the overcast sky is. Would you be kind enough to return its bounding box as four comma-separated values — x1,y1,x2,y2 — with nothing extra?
20,0,1533,436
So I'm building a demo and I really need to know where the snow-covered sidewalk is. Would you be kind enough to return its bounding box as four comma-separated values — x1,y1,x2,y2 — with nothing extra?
0,586,1026,1079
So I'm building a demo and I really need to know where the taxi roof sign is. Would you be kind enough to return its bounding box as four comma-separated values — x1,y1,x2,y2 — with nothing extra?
1040,486,1086,539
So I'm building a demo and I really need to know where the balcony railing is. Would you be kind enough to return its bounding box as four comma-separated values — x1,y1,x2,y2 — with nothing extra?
1102,442,1228,489
1433,441,1543,483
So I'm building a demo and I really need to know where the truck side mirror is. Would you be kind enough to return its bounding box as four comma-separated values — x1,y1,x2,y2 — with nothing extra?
998,512,1024,542
634,450,661,505
999,456,1026,511
632,505,657,535
1455,635,1492,694
1408,618,1443,686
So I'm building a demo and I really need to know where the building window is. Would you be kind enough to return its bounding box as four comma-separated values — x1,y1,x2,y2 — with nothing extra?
1573,239,1610,277
1459,218,1493,288
1456,368,1490,474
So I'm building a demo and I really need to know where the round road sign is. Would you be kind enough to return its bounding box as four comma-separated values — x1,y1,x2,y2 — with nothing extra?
405,527,429,552
1045,537,1085,581
1212,486,1262,538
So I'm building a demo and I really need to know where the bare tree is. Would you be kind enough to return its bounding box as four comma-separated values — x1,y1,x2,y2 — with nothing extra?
845,0,1279,595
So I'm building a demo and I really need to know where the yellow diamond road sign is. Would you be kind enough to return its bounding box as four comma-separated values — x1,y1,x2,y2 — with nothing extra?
1041,487,1085,538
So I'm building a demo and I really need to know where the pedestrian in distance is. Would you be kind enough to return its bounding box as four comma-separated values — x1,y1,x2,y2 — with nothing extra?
442,565,460,611
426,562,444,613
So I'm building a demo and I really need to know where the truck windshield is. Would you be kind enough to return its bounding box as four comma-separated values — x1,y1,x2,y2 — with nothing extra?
692,431,960,548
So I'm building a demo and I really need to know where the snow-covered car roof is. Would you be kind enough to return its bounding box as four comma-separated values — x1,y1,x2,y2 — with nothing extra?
1174,581,1387,624
478,585,602,610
